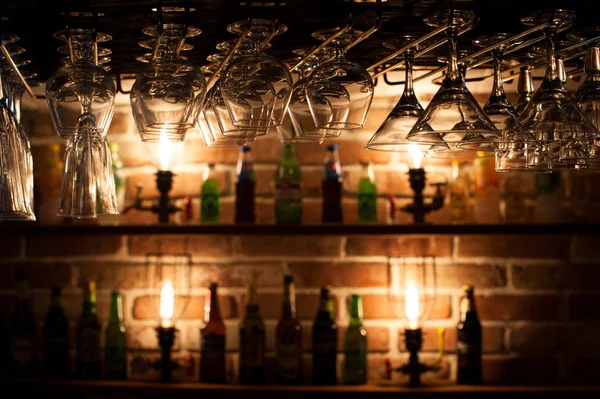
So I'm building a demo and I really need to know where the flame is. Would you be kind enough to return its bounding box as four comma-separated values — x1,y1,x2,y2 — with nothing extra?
405,280,420,330
159,279,175,328
408,144,424,169
159,129,173,171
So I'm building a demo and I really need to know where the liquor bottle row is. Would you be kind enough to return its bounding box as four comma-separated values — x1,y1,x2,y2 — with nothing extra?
199,144,378,225
1,275,482,385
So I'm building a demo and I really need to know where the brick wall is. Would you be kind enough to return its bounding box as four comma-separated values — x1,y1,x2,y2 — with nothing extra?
1,232,599,385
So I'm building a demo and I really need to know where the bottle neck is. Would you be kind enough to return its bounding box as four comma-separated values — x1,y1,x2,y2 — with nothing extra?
208,286,222,322
543,29,561,84
282,145,297,161
282,281,297,318
323,150,341,179
83,285,97,315
459,293,477,322
318,294,334,319
237,152,254,180
109,293,124,323
50,293,62,308
349,296,363,325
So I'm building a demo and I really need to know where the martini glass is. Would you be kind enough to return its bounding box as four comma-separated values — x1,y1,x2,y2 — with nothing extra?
306,27,374,130
406,10,500,151
366,35,448,154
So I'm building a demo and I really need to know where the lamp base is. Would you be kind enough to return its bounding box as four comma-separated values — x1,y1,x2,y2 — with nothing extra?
156,326,177,382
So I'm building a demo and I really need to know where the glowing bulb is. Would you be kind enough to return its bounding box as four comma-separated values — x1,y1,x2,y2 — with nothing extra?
405,280,420,330
159,280,174,328
158,129,173,171
408,144,424,169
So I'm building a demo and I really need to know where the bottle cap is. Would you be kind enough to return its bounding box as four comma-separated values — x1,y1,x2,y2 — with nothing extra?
284,274,294,284
462,285,474,293
208,163,215,168
241,145,251,153
209,282,218,290
51,285,62,296
327,144,338,152
320,286,331,297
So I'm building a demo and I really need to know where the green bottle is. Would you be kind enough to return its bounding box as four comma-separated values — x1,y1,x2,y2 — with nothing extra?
109,143,123,196
312,286,338,385
275,145,303,224
239,284,266,385
201,163,221,224
76,281,102,380
343,295,367,384
105,291,127,380
357,162,377,224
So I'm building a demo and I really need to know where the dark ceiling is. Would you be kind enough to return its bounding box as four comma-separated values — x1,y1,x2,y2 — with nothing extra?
0,0,596,83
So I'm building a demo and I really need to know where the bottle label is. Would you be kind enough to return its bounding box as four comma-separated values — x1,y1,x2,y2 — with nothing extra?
11,337,35,364
357,194,377,220
80,327,101,363
201,194,220,218
324,161,341,180
277,342,301,380
456,339,481,355
240,330,265,368
238,162,254,181
275,182,302,203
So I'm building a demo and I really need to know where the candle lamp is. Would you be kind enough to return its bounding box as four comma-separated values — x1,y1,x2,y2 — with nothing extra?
387,256,444,387
394,145,446,224
143,252,192,382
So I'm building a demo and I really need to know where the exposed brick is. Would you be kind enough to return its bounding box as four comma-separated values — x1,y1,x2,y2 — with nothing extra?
345,235,453,257
190,262,285,288
288,262,387,288
249,137,284,164
238,236,343,257
127,324,181,351
457,235,570,259
255,198,276,225
509,325,563,355
569,295,600,321
482,357,560,385
0,262,72,289
562,324,600,356
512,265,566,290
343,168,411,197
76,262,146,290
475,295,561,321
255,293,338,320
295,140,393,165
301,169,322,198
254,167,276,196
571,235,600,263
133,295,237,321
568,265,600,290
411,325,504,354
362,294,451,320
125,170,231,201
128,235,233,257
436,264,507,289
181,138,240,165
106,110,131,135
115,141,154,167
26,235,123,257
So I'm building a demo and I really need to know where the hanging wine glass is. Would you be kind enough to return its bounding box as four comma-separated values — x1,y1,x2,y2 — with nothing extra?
406,10,500,152
306,27,374,130
367,35,448,154
511,53,538,115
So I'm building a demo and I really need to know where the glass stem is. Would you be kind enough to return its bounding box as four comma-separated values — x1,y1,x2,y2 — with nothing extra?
544,29,559,82
403,52,415,97
445,28,460,81
491,50,506,99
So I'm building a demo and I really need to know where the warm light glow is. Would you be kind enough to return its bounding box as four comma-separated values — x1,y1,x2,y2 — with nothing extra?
405,280,420,329
159,280,175,328
408,144,424,169
158,129,173,171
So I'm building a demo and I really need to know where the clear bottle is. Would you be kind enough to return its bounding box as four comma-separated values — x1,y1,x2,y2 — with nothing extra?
105,291,127,380
343,295,367,385
235,146,256,224
76,281,102,380
275,145,303,224
312,286,338,385
276,275,303,385
448,161,470,224
357,162,377,224
322,144,343,223
43,286,70,379
456,285,482,385
200,283,226,383
201,163,221,224
239,284,266,385
10,274,38,377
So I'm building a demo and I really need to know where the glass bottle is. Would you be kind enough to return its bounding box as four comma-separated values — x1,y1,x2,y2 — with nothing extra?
200,283,226,383
43,286,70,379
456,285,482,385
276,275,303,385
472,153,502,224
322,144,343,223
239,284,266,384
10,273,37,377
343,295,367,385
448,161,470,224
312,286,338,385
109,143,124,210
76,281,102,380
357,162,377,224
105,291,127,380
275,145,303,224
201,163,221,224
235,145,256,224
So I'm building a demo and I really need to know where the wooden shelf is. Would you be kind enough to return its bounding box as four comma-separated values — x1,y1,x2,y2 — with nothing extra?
2,379,600,399
0,223,599,236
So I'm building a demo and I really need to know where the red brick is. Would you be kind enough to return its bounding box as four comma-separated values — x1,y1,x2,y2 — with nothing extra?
301,168,323,198
301,200,321,224
295,140,393,165
254,167,276,196
509,325,562,355
343,168,411,197
76,262,147,290
249,137,284,164
106,110,131,135
255,198,275,225
26,234,123,257
571,235,600,263
181,138,240,165
125,170,231,201
0,236,22,259
238,236,343,257
568,265,600,290
569,295,600,321
512,265,566,290
128,235,233,257
133,294,237,321
482,357,560,385
255,293,338,320
190,262,285,288
288,262,387,288
23,108,55,138
476,295,561,321
457,235,570,259
0,262,72,289
409,325,505,354
437,264,507,289
362,294,451,320
345,235,453,257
